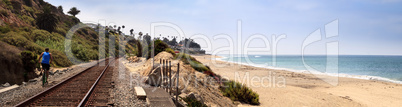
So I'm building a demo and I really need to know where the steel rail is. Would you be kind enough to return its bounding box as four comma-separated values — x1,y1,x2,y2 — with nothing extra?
14,58,111,107
77,58,114,106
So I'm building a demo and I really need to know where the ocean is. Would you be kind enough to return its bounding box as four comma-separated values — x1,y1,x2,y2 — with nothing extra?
217,55,402,84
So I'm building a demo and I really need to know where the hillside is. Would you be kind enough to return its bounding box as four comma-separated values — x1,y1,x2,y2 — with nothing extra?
0,0,138,85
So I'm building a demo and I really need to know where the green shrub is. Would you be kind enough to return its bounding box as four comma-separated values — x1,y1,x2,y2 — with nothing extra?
35,38,64,52
189,60,210,72
80,28,89,35
0,31,72,67
25,42,44,55
2,0,13,9
16,31,32,41
174,53,211,72
0,9,8,17
125,43,137,56
181,96,208,107
49,50,72,67
20,50,37,72
72,42,89,61
1,32,42,54
55,27,67,36
0,25,11,33
174,53,195,64
70,16,80,25
220,81,260,105
0,32,30,47
31,29,53,41
153,39,169,58
165,48,176,56
19,26,33,32
32,30,66,53
22,5,34,15
145,39,169,59
20,15,35,25
69,38,99,62
23,0,33,7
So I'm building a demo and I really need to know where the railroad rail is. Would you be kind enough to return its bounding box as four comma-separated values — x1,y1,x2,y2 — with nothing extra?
15,58,117,107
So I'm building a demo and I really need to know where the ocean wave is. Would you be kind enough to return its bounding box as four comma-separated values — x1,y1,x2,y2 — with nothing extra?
213,55,402,84
214,55,228,61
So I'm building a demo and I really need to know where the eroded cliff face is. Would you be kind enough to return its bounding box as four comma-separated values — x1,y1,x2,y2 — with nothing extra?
0,41,37,85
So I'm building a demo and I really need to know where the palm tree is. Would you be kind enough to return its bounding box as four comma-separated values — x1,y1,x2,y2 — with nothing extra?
130,29,134,36
36,6,58,32
121,25,125,35
67,7,80,17
138,32,143,40
117,26,121,35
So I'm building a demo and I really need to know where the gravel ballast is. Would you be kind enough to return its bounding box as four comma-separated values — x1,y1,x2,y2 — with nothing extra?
111,58,148,106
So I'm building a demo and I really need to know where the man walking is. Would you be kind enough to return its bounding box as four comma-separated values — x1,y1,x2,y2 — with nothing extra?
38,48,53,84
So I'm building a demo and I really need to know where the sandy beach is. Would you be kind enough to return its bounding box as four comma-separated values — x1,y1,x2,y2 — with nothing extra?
192,55,402,107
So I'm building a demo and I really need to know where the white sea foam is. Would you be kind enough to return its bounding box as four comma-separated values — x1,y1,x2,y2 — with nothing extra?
213,55,402,84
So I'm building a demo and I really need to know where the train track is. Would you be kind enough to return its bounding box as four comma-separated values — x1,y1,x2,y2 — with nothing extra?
15,58,117,107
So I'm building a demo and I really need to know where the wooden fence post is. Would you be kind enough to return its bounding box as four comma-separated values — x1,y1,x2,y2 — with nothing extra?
176,63,179,105
163,59,167,91
169,60,172,95
159,59,162,87
163,59,166,90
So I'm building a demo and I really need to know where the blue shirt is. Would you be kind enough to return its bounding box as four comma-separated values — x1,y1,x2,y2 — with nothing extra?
41,52,50,64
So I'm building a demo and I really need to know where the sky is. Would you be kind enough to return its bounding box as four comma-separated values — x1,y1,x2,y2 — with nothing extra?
47,0,402,55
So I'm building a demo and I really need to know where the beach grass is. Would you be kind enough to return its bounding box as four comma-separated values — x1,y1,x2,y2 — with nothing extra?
181,96,208,107
220,80,260,105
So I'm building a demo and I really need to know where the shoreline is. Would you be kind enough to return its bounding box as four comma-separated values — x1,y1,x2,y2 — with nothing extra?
192,54,402,107
214,55,402,84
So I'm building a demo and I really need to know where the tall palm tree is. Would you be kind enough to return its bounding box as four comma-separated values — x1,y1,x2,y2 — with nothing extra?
121,25,125,35
138,32,143,40
117,26,121,35
67,7,80,17
36,6,58,32
130,29,134,36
